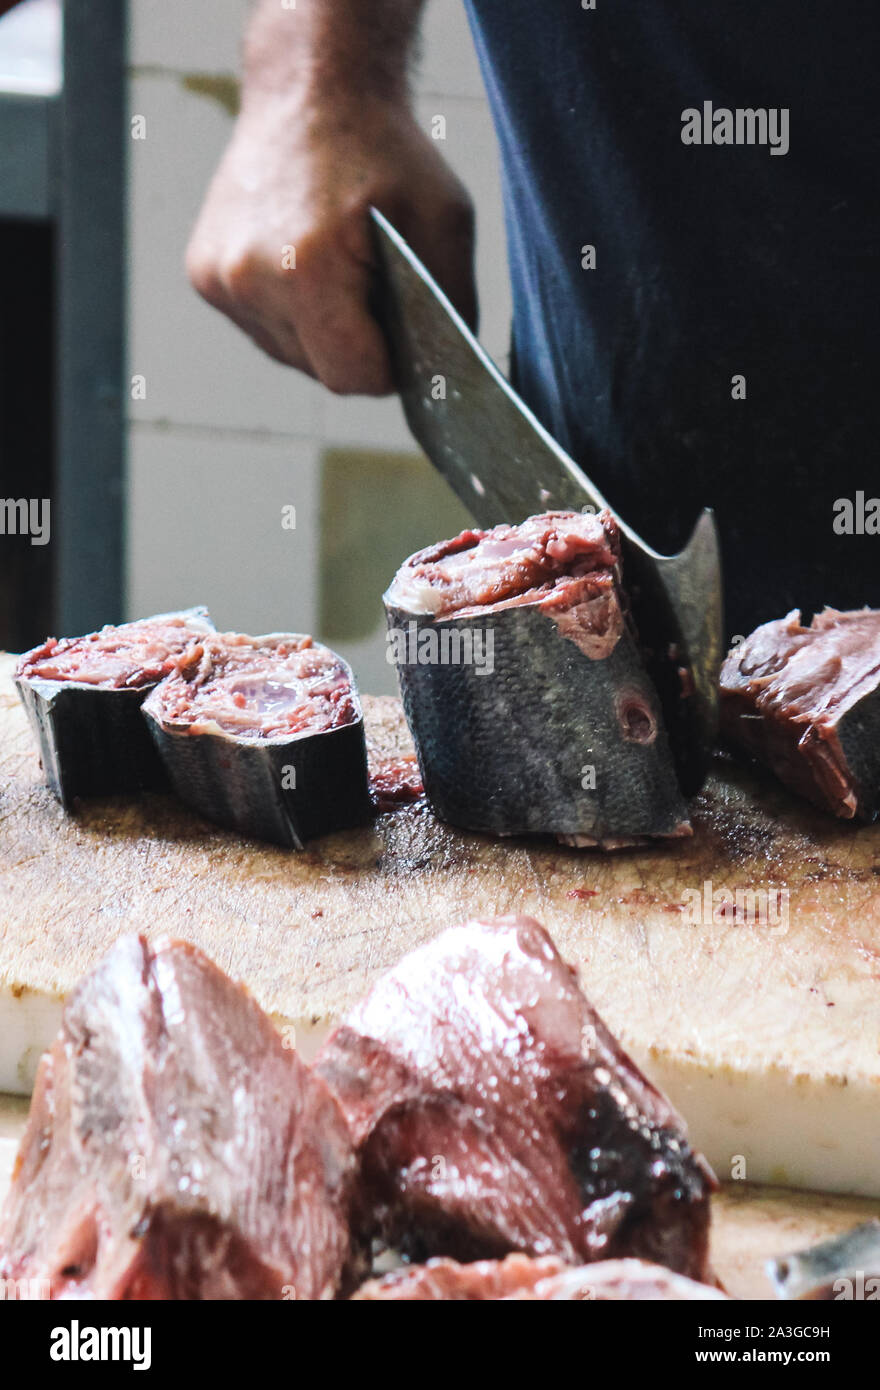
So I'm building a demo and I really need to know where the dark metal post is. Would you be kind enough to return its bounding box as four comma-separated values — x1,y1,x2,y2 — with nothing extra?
55,0,126,631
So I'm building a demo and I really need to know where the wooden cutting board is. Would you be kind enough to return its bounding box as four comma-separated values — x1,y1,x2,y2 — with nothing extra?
2,654,880,1200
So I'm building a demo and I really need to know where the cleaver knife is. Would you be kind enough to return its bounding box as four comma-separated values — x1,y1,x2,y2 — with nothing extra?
369,206,723,794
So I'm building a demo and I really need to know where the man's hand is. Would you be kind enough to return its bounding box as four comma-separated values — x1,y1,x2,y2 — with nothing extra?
186,0,476,395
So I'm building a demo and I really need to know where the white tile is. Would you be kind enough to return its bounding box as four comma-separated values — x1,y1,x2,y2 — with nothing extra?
335,630,399,699
420,0,486,101
127,73,323,436
129,0,249,73
315,392,413,453
128,426,412,696
0,0,61,96
127,426,319,637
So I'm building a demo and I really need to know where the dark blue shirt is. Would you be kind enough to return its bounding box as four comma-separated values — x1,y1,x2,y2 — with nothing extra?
464,0,879,634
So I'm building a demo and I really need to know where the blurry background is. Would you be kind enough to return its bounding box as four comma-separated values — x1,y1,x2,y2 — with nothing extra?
0,0,510,694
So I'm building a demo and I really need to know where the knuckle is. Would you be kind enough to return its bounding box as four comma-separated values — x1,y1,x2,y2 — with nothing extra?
321,364,359,396
220,249,262,304
185,245,223,305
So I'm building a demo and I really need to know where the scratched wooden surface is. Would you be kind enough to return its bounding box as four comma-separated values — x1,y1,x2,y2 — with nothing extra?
2,653,880,1198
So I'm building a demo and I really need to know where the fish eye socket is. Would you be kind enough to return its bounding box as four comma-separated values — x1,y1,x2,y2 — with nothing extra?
619,698,656,744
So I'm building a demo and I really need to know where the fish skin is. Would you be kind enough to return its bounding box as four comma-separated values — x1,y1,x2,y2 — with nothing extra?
0,935,362,1300
385,515,691,848
14,608,214,809
353,1255,729,1301
317,915,716,1281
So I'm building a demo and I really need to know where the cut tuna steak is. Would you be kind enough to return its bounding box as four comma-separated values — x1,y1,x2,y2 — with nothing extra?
317,915,716,1280
354,1255,728,1301
0,936,360,1300
141,632,371,847
384,510,690,849
720,608,880,820
14,608,213,807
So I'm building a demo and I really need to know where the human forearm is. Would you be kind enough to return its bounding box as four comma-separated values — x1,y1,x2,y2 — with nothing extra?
241,0,426,110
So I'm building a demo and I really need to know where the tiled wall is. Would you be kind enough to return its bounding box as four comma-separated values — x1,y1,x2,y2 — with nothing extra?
126,0,510,693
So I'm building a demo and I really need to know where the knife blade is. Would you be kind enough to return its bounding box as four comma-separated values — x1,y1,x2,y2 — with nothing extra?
370,206,723,792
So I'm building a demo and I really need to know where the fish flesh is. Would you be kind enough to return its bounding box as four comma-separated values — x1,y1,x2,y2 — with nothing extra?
368,753,424,812
353,1255,728,1301
353,1254,569,1300
720,608,880,820
141,632,372,847
14,608,213,807
768,1220,880,1300
0,935,360,1299
384,510,690,849
317,914,716,1279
